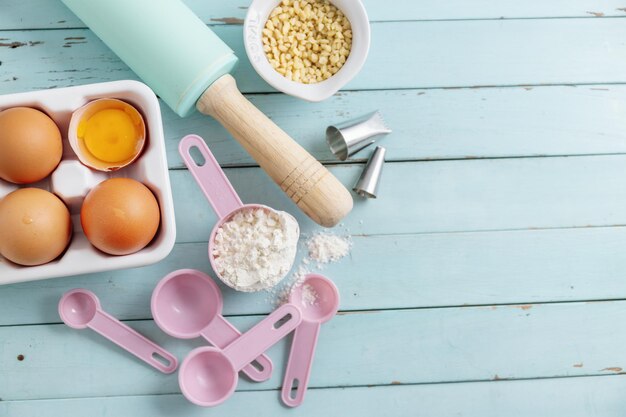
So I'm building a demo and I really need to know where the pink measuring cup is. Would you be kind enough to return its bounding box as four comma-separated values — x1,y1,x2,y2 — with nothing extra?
282,274,340,407
178,134,299,292
179,303,302,407
58,289,178,374
151,269,272,382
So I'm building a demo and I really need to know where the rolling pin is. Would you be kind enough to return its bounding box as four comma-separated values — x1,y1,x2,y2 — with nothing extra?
61,0,353,227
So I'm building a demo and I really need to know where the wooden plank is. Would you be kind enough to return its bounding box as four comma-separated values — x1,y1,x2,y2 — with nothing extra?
166,155,626,243
3,375,626,417
1,0,624,31
158,86,626,168
1,19,626,94
4,156,626,324
5,226,626,326
3,301,626,400
3,84,626,167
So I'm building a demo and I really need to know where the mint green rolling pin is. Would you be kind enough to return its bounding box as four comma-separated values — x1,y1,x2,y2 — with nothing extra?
61,0,352,227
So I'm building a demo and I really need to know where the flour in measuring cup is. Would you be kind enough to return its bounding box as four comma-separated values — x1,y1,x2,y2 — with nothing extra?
212,208,299,292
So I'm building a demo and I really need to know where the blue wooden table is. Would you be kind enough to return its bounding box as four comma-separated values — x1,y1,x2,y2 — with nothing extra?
2,1,626,415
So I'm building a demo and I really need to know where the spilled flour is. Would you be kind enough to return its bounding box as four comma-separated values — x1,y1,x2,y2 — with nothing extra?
266,230,352,305
307,233,352,265
301,284,319,306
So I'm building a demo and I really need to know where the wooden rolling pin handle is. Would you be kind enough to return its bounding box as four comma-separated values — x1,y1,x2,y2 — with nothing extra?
196,74,353,227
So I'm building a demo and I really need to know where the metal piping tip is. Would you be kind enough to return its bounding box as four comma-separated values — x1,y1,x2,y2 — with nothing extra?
326,111,392,161
353,146,386,198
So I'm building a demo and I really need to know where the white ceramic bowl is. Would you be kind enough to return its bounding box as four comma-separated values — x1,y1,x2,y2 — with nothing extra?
244,0,370,102
0,81,176,285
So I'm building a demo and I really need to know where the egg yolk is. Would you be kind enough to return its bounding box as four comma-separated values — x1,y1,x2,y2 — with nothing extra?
77,108,142,163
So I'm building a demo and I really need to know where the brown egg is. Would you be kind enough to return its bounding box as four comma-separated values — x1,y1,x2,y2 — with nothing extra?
81,178,160,255
0,188,72,266
0,107,63,184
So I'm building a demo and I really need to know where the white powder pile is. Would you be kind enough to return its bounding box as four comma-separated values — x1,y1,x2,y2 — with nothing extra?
212,208,299,292
301,284,319,306
271,264,309,305
307,233,352,265
267,231,352,305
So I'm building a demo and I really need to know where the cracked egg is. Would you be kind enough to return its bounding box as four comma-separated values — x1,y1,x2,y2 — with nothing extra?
69,98,146,171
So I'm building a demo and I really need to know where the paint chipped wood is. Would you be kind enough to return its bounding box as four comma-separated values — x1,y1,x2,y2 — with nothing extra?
601,367,623,373
0,40,43,48
210,17,245,24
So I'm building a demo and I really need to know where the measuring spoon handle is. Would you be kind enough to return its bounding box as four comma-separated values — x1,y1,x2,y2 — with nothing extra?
281,320,320,407
179,134,243,219
225,304,302,371
201,315,273,382
88,309,178,373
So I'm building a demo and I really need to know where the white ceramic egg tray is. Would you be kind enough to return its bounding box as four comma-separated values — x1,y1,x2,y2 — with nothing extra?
0,81,176,285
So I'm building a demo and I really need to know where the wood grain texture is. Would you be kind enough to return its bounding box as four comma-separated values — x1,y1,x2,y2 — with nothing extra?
196,75,353,227
165,155,626,243
2,0,626,414
1,19,626,95
163,86,626,168
5,226,626,326
3,375,626,417
1,0,624,31
2,84,625,169
2,82,624,168
0,82,626,169
3,301,626,400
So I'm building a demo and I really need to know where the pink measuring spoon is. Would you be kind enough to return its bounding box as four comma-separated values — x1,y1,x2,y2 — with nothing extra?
178,134,299,292
58,289,178,374
151,269,272,382
179,303,302,407
282,274,340,407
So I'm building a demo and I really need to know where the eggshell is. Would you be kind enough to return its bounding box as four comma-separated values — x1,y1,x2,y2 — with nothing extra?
0,188,72,266
68,99,146,172
0,107,63,184
81,178,160,255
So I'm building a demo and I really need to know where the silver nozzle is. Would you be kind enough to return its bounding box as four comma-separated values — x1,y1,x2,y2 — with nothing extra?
326,111,391,161
353,146,386,198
